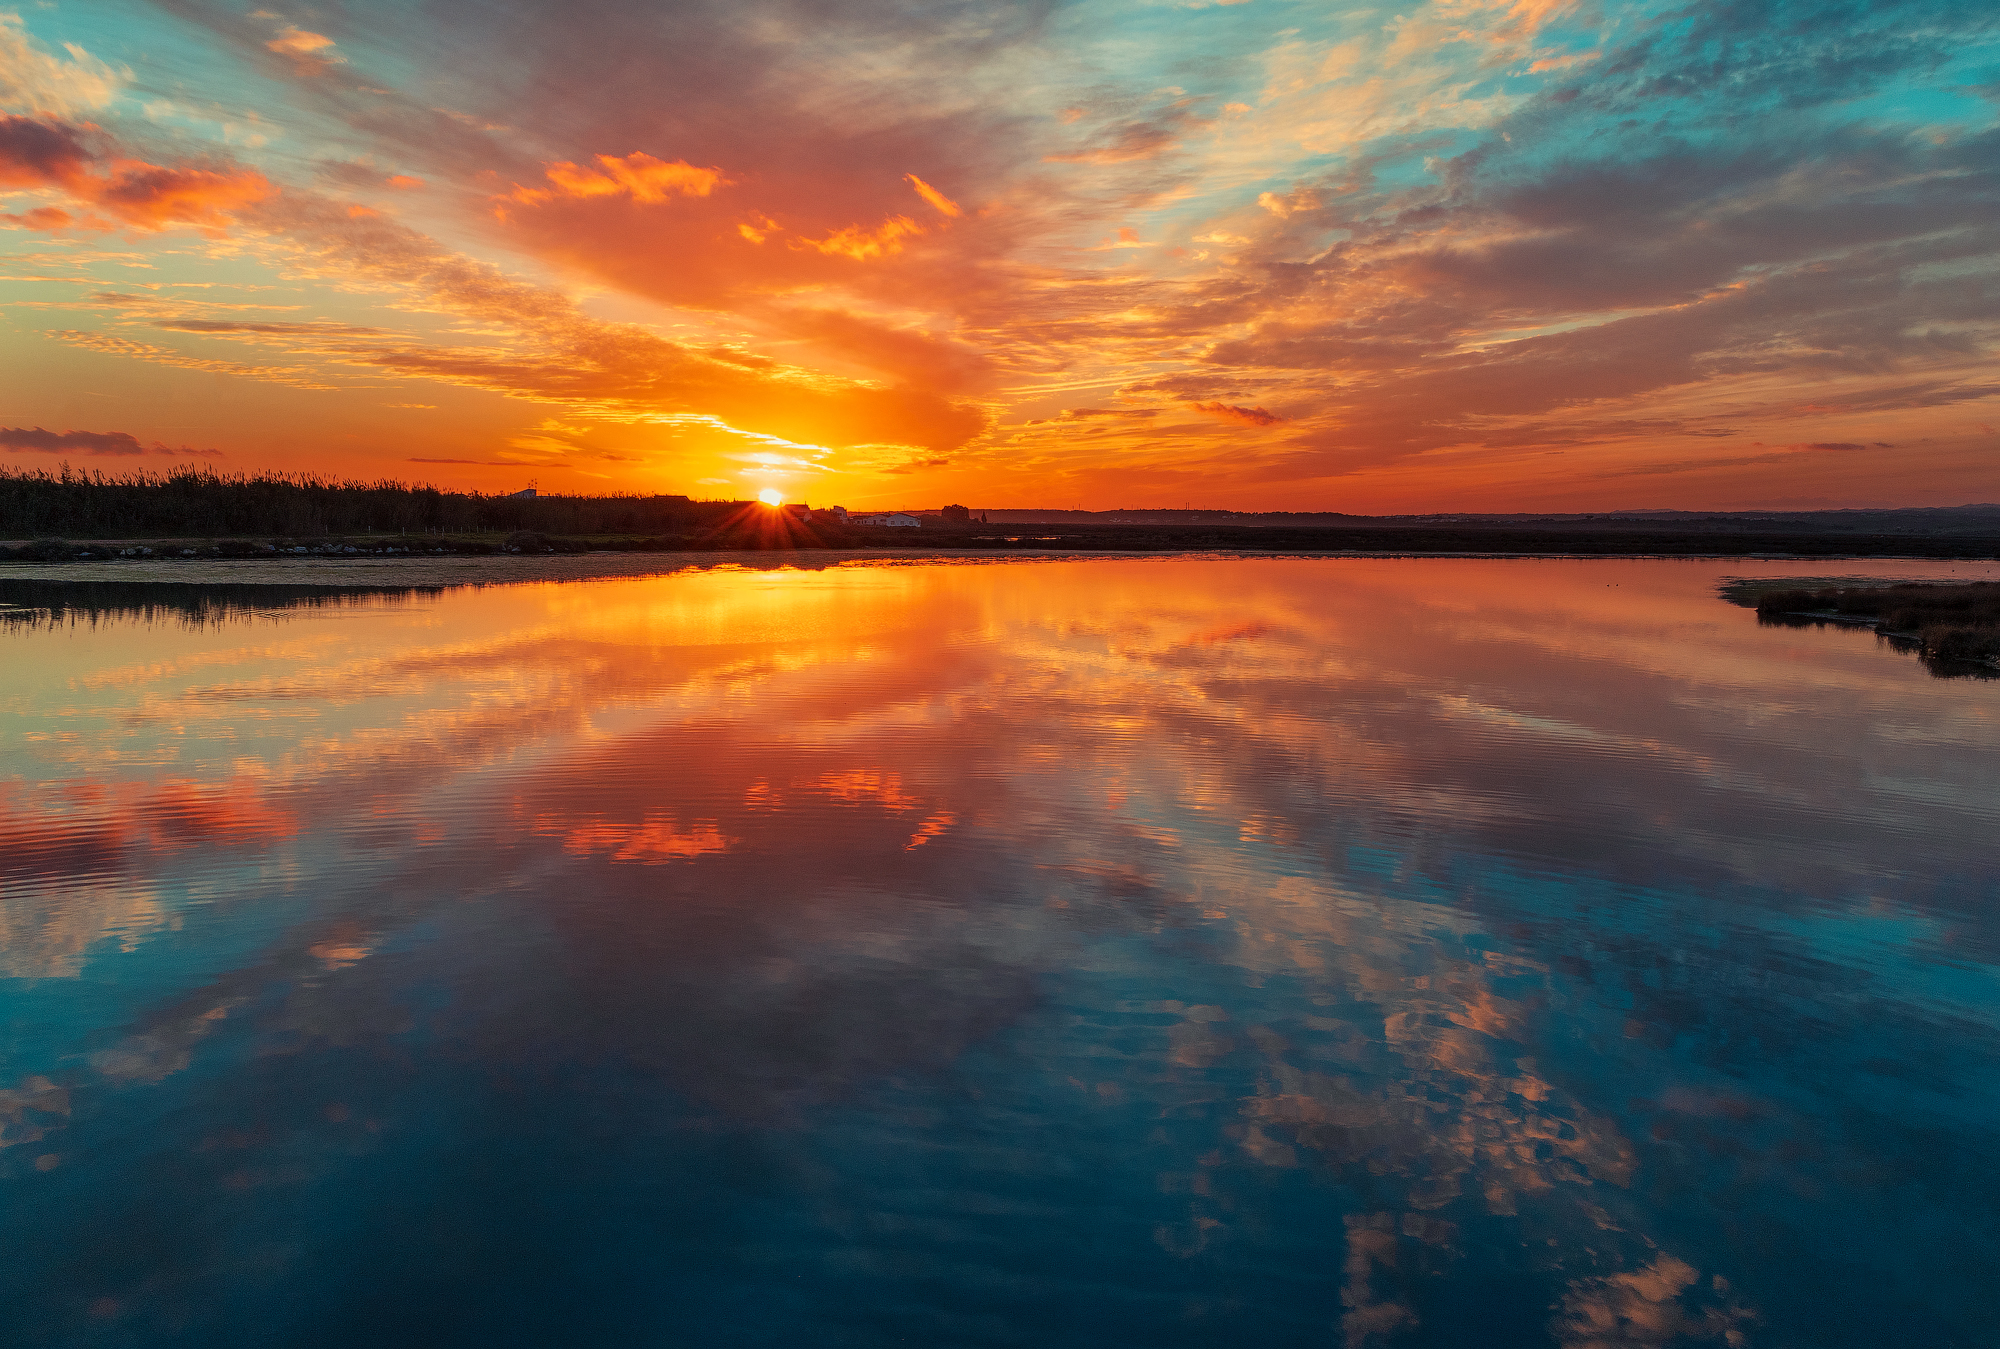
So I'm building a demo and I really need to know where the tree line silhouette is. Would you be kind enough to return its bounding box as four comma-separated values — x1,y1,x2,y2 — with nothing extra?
1,464,739,539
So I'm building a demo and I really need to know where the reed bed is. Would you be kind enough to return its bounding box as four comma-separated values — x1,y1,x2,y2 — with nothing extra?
1755,582,2000,663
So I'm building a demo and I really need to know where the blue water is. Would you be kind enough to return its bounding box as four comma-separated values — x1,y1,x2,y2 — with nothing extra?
2,556,1996,1347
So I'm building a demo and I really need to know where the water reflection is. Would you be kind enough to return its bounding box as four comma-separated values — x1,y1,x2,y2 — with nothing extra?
2,558,1997,1347
0,577,443,629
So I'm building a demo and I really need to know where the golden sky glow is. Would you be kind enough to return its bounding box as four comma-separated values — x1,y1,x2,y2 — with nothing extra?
2,1,1998,510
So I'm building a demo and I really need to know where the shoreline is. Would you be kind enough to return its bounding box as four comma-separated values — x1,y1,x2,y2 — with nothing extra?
5,523,2000,568
8,548,2000,594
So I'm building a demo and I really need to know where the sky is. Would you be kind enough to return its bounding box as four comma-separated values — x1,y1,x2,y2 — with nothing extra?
0,0,1996,512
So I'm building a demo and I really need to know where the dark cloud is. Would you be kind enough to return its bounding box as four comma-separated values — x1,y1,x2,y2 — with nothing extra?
1,426,146,455
0,114,90,185
0,427,222,458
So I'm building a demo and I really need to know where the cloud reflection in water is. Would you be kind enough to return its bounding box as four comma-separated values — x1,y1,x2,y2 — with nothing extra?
1,557,1997,1347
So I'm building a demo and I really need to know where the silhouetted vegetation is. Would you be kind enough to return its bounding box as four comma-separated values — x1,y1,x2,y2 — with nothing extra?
934,525,2000,558
980,504,2000,534
7,465,2000,562
1754,582,2000,667
0,464,745,539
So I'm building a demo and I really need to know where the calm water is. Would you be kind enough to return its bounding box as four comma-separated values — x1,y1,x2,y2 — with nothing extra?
3,556,1997,1348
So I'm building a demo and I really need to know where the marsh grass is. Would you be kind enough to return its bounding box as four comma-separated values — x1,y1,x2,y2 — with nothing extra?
1752,582,2000,668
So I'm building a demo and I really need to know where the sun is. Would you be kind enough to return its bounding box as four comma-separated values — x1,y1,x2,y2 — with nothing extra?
758,488,783,507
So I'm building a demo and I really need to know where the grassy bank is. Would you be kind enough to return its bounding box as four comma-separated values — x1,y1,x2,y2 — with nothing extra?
1755,582,2000,663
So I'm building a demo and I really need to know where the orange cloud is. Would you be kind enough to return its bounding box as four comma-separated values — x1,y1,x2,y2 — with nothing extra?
142,191,995,449
797,213,924,260
261,22,345,76
736,176,962,264
0,205,72,230
1189,401,1282,427
94,161,273,229
0,114,271,232
266,26,336,57
507,151,725,208
259,18,349,76
905,173,961,218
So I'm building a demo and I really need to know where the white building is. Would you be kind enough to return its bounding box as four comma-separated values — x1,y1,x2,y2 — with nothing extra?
856,513,921,527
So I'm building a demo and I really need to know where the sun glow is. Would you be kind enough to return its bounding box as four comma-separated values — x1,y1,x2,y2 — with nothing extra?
758,489,784,506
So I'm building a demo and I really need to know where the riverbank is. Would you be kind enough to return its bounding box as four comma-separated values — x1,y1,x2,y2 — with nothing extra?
8,522,2000,563
1746,581,2000,665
